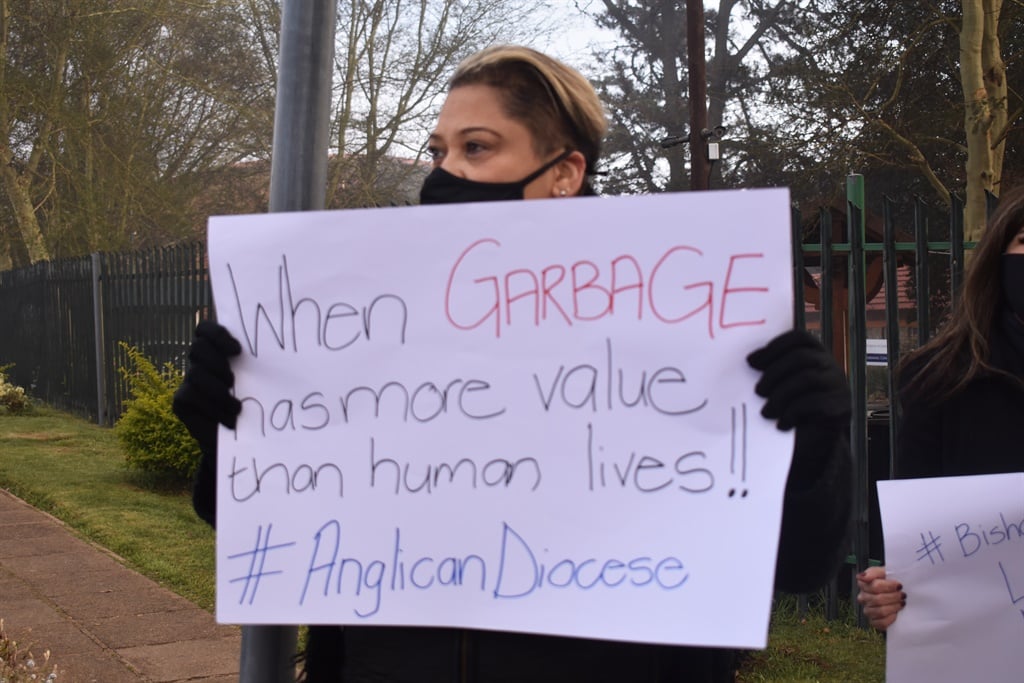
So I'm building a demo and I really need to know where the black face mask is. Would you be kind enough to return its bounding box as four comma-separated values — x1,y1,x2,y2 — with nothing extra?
419,149,573,205
1003,253,1024,316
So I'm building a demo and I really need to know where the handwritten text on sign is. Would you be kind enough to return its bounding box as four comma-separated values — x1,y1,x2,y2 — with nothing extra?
209,189,796,647
878,473,1024,683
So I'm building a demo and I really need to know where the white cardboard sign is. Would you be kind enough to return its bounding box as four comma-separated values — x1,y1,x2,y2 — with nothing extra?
208,189,796,647
879,473,1024,682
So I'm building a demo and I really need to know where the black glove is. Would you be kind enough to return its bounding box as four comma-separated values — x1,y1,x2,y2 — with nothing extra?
751,331,854,594
746,329,851,431
747,329,852,491
173,321,243,448
173,321,242,527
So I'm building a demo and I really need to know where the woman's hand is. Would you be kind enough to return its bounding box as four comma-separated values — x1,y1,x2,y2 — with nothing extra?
172,321,242,528
747,329,851,432
172,321,242,451
856,565,907,631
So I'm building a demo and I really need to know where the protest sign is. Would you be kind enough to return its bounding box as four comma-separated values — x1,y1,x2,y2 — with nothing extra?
879,473,1024,682
208,189,796,647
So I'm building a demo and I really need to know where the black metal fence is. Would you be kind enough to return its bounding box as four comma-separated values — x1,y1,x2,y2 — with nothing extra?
0,243,211,425
0,178,981,621
792,176,990,621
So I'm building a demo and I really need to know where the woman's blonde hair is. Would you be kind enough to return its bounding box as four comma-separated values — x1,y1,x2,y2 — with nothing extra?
450,45,607,195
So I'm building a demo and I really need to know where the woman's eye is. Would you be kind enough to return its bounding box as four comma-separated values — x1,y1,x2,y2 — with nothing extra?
426,145,444,161
465,141,485,155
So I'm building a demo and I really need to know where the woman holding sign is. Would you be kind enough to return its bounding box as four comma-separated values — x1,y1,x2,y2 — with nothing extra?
175,45,852,682
857,187,1024,630
894,189,1024,479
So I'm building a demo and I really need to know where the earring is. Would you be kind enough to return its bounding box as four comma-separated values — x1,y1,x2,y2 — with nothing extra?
559,189,567,196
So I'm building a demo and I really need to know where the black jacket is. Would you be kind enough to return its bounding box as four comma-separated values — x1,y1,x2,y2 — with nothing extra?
896,318,1024,480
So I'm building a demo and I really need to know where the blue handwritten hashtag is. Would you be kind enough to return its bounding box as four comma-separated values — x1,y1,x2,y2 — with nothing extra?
228,524,297,606
914,530,944,565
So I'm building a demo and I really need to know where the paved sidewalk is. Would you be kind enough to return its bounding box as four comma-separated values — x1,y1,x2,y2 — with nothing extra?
0,489,241,682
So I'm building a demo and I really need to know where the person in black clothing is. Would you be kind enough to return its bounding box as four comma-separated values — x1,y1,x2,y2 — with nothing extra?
857,186,1024,630
175,45,852,683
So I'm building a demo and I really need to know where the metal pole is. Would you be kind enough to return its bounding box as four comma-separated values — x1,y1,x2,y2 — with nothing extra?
686,0,709,191
239,2,336,681
268,1,337,213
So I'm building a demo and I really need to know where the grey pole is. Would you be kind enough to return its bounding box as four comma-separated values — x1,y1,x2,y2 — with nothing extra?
239,1,336,681
268,0,337,213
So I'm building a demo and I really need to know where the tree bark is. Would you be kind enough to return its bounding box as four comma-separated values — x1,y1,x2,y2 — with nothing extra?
0,159,48,265
959,0,1002,243
686,0,708,191
982,0,1006,198
0,0,48,266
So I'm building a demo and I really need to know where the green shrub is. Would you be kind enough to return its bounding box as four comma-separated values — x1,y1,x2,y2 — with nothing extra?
0,363,32,415
114,343,200,483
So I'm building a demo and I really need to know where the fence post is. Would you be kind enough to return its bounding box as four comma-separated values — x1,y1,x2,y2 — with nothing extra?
238,1,337,681
913,198,931,345
881,198,900,482
91,253,106,426
791,206,805,330
846,174,869,627
819,207,834,351
949,194,965,299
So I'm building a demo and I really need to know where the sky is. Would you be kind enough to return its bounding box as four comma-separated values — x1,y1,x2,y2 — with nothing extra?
535,1,620,74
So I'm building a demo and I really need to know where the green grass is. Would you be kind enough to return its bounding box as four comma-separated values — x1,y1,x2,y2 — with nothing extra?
0,406,885,680
0,406,216,610
738,597,885,682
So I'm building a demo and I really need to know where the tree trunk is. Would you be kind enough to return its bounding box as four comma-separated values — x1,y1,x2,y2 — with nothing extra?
959,0,1001,243
707,0,736,189
0,157,49,265
686,0,708,191
659,1,688,192
982,0,1006,197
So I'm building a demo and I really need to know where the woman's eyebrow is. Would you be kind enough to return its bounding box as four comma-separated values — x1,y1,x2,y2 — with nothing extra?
428,126,501,145
459,126,500,136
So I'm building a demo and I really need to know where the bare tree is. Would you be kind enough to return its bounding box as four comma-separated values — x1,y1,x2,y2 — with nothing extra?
0,0,562,269
0,0,62,267
0,0,275,268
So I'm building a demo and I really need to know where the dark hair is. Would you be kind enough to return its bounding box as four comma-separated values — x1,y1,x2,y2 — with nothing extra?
449,46,607,196
900,185,1024,399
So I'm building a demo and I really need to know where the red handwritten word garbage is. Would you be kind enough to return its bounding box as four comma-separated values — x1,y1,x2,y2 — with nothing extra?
444,238,770,339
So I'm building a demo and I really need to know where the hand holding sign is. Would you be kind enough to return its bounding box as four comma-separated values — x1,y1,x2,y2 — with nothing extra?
878,473,1024,683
